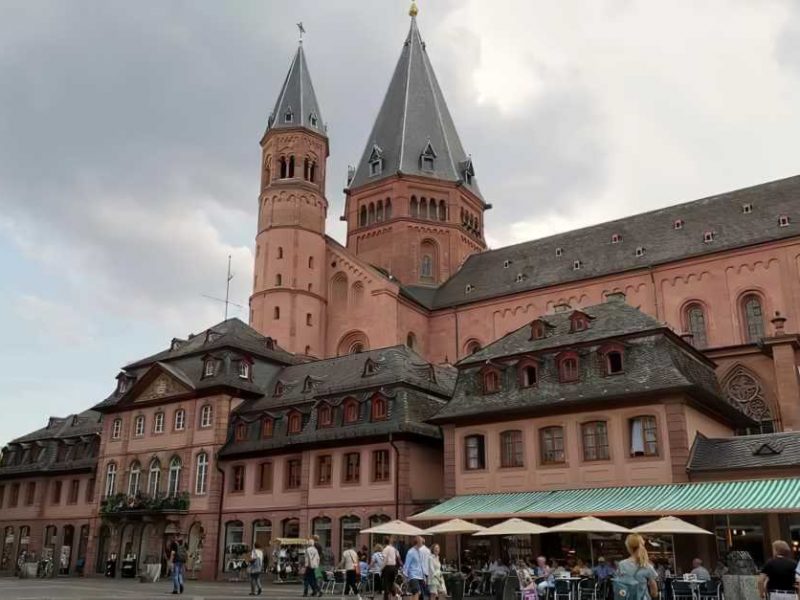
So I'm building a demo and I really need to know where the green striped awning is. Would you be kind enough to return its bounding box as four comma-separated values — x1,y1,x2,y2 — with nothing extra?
411,477,800,521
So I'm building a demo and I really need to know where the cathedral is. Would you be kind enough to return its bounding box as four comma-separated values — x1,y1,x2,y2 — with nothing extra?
1,4,800,582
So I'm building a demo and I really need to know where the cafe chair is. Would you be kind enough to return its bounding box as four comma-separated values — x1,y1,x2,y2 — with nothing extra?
698,579,723,600
578,578,597,600
671,580,696,600
553,578,573,600
329,570,346,595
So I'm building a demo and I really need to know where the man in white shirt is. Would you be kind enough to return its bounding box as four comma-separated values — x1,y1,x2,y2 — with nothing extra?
249,542,264,596
418,537,431,600
304,538,321,597
381,536,401,600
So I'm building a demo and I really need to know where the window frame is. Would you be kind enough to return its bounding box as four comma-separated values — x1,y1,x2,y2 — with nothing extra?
480,366,501,395
581,421,610,462
257,461,273,492
261,417,274,439
343,398,359,424
629,415,659,458
153,412,165,434
316,455,333,487
370,395,388,421
463,434,486,471
195,452,209,495
203,359,215,378
285,458,302,490
741,293,766,343
174,409,186,431
317,403,333,428
557,352,580,383
134,415,145,438
231,464,246,493
199,404,213,429
111,418,122,440
287,411,303,434
234,422,248,441
683,302,709,349
539,426,566,465
499,430,524,468
342,452,361,485
518,359,539,388
372,449,391,483
239,361,251,380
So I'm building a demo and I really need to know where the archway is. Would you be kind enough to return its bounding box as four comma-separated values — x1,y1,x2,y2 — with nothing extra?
187,522,205,578
337,330,369,356
1,526,15,572
95,525,111,575
60,525,75,574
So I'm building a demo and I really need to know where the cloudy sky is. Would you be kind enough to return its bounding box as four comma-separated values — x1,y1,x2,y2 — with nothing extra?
1,0,799,446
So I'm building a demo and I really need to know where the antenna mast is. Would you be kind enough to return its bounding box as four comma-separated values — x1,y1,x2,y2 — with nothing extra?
224,254,233,320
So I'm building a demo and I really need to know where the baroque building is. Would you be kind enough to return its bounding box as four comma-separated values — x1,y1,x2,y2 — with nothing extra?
1,4,800,581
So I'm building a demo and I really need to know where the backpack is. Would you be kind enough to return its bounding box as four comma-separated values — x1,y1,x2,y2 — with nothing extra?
612,564,648,600
175,544,188,564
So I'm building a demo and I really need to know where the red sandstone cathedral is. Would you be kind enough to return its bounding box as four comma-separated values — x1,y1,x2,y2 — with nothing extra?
1,5,799,583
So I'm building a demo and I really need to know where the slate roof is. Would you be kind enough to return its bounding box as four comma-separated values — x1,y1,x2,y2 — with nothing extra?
687,431,800,472
266,44,325,136
433,301,750,424
348,17,481,198
404,174,800,308
220,345,456,457
0,409,101,479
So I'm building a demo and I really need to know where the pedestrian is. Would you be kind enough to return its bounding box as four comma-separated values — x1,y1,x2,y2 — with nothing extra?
614,534,658,600
304,538,322,597
341,541,361,598
403,536,426,600
418,536,431,600
169,534,187,595
427,543,447,600
249,542,264,596
369,543,385,594
382,536,402,600
759,540,798,600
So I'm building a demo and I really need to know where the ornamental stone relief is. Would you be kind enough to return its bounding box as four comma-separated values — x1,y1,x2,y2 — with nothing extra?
136,374,190,403
724,367,772,421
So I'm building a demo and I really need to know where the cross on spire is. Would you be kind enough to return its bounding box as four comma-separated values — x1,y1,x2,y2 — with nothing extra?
297,21,305,43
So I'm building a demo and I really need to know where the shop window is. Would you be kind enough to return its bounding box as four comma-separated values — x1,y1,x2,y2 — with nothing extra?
582,421,610,461
340,516,361,557
464,434,486,470
630,416,658,456
540,427,565,464
223,521,245,573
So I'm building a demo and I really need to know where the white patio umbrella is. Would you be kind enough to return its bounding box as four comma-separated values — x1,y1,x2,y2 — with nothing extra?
424,519,486,570
360,519,427,536
546,517,631,565
473,518,549,537
632,516,713,535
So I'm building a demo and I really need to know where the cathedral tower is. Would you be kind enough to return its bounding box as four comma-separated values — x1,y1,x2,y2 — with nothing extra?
250,42,328,357
343,8,488,286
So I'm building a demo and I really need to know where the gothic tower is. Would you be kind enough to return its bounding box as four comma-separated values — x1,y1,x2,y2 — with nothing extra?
343,7,488,286
250,42,328,357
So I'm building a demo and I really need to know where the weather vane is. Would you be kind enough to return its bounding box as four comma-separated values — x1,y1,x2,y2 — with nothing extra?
297,21,305,43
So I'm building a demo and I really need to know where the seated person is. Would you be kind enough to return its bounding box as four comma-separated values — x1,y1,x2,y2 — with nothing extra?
572,559,592,577
534,556,554,595
593,557,614,581
690,558,711,581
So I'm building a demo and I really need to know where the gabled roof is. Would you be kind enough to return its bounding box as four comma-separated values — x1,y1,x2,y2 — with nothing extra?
348,16,481,198
266,44,325,136
403,174,800,309
687,431,800,472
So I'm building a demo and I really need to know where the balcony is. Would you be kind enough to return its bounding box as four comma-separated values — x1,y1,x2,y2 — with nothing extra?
100,492,190,516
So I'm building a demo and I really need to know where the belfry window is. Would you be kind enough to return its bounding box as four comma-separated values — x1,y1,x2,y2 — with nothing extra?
368,144,383,177
309,112,318,127
284,108,293,123
420,142,437,171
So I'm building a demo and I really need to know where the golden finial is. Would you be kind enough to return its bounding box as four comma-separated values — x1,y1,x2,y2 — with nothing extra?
409,1,419,17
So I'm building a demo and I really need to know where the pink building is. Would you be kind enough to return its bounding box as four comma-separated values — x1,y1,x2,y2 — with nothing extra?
1,5,800,580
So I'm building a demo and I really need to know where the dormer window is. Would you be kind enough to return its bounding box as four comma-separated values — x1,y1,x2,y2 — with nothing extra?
482,369,500,394
703,231,715,243
573,260,582,270
558,353,580,383
461,158,475,185
556,247,563,257
742,203,753,214
465,284,474,294
287,412,302,434
204,359,216,378
309,112,318,127
515,273,525,283
503,260,511,269
606,351,624,374
673,219,684,230
117,376,130,395
635,246,645,257
611,233,622,244
420,141,437,171
234,422,247,441
273,381,285,397
238,361,250,380
368,144,384,177
261,417,274,439
343,398,359,424
284,107,294,123
569,311,591,333
303,376,316,393
363,358,378,377
317,404,333,428
530,319,548,340
371,395,388,421
779,215,790,227
519,361,538,388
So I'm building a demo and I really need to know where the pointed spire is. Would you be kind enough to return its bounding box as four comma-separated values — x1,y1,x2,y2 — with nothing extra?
267,42,324,135
349,13,481,198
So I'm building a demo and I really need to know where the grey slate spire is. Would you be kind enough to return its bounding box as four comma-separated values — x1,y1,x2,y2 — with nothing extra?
267,43,325,135
349,16,481,198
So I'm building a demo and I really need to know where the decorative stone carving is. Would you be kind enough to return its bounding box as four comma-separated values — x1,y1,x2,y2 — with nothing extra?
136,374,190,403
724,367,772,421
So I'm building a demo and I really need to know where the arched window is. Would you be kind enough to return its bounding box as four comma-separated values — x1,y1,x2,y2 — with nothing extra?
385,198,392,219
200,405,213,428
343,398,359,424
465,340,482,355
420,197,428,219
195,452,209,495
167,457,182,497
410,196,418,217
376,200,384,222
235,422,248,441
499,430,523,468
104,463,117,497
340,516,362,556
482,369,500,394
359,206,367,227
309,161,316,182
558,354,580,383
420,239,438,282
464,434,485,470
148,459,161,496
684,303,708,348
279,157,288,179
371,395,388,421
540,427,565,464
273,306,280,320
741,294,765,342
261,417,274,438
317,404,332,428
581,421,609,461
629,416,658,456
303,157,310,181
277,246,284,259
438,200,447,221
275,273,282,286
406,332,416,349
351,282,364,307
331,272,348,305
420,255,432,279
287,412,302,434
368,202,375,224
519,363,538,387
127,461,141,497
288,155,295,178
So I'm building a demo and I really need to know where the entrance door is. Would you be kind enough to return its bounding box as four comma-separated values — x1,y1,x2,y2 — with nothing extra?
61,525,75,575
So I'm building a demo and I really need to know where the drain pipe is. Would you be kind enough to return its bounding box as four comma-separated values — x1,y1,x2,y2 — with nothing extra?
389,432,400,518
213,455,226,581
